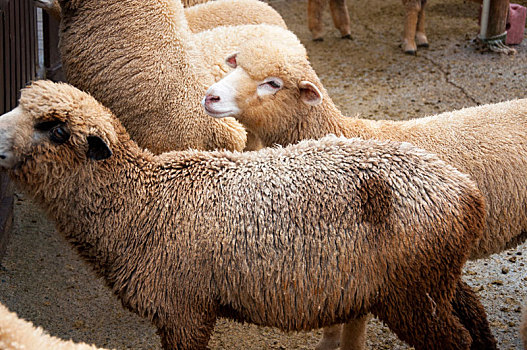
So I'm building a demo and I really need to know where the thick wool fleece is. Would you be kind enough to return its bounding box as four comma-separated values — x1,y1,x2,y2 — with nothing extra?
58,0,287,153
0,303,106,350
3,81,488,350
42,0,286,33
184,0,286,33
228,29,527,260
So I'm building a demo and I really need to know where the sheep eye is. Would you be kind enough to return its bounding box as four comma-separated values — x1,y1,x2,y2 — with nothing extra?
266,80,282,89
49,125,70,144
35,120,62,131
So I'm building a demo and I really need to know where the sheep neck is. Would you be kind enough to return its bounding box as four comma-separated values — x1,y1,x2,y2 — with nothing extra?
10,139,212,322
264,97,416,147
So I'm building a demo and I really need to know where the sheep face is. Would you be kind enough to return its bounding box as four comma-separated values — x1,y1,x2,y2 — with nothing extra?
0,82,114,173
202,53,323,136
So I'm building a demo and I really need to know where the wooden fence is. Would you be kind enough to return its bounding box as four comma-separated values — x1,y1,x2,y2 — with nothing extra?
0,0,39,260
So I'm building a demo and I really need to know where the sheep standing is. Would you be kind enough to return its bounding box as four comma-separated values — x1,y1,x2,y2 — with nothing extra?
0,303,107,350
57,0,287,154
202,26,527,349
0,80,493,350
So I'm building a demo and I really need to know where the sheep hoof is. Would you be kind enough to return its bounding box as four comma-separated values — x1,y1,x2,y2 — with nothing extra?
313,37,324,42
404,49,417,56
418,42,429,48
341,34,353,40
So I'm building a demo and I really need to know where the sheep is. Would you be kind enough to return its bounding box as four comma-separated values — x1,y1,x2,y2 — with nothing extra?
0,80,495,350
34,0,286,34
57,0,288,154
0,302,106,350
202,26,527,349
307,0,481,54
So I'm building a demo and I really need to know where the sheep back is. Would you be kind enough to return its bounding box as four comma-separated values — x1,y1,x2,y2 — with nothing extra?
58,0,247,153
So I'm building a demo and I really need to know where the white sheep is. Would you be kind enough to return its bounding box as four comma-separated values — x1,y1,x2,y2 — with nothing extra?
0,302,107,350
202,26,526,349
0,80,495,350
57,0,288,154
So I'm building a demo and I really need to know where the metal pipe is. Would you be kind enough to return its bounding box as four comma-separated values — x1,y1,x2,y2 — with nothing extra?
479,0,491,38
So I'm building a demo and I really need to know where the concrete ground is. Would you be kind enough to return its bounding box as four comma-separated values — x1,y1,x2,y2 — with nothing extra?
1,0,526,349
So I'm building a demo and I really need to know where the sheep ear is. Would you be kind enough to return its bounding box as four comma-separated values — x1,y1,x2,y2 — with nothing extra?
225,53,239,68
87,136,112,161
299,81,323,106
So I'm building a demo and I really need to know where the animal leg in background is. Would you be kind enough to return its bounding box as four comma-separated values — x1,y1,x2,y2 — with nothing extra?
308,0,327,41
315,315,371,350
339,315,371,350
315,324,341,350
415,0,429,47
329,0,352,39
402,0,422,54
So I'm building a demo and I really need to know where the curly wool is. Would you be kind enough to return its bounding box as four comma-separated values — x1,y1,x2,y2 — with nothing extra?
58,0,286,153
3,81,489,350
222,28,527,260
0,303,107,350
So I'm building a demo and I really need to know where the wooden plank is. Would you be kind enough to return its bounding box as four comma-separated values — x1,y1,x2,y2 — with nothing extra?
29,1,36,80
20,0,27,91
487,0,510,38
0,2,5,113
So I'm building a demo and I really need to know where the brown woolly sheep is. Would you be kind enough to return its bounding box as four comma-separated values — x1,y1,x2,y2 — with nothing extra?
0,303,107,350
203,26,527,349
57,0,287,154
34,0,286,34
307,0,482,54
0,80,493,350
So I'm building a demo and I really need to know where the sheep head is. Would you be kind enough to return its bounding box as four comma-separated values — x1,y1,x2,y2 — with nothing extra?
0,81,118,174
201,27,325,139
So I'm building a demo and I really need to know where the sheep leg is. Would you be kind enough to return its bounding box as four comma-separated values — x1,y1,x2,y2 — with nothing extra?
315,324,342,350
339,314,371,350
157,306,217,350
316,314,371,350
308,0,328,41
375,290,472,350
329,0,352,39
402,0,421,54
451,280,497,350
415,0,428,47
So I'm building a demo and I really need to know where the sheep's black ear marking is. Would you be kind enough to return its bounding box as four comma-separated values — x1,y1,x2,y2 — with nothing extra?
225,53,239,68
299,81,323,106
87,136,112,161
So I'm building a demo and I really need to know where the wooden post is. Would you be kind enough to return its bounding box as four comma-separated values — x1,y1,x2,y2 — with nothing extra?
0,0,38,262
487,0,510,39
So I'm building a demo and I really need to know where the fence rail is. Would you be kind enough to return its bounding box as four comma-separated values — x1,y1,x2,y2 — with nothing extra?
0,0,39,260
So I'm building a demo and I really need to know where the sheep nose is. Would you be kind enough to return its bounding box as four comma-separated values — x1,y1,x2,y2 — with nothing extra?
205,94,221,106
0,155,5,160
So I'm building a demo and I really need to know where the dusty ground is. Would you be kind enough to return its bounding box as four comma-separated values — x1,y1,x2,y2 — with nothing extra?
1,0,527,349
